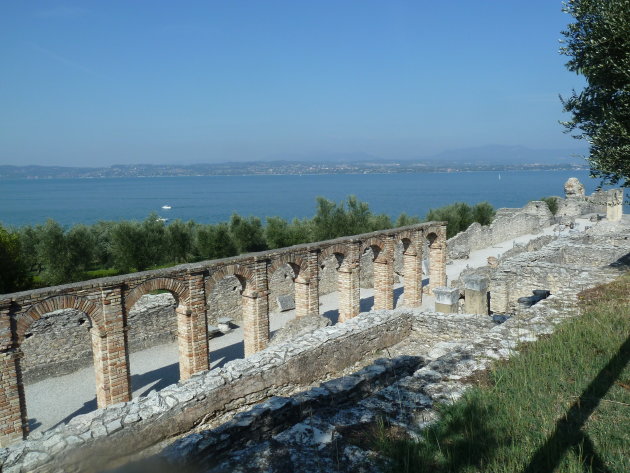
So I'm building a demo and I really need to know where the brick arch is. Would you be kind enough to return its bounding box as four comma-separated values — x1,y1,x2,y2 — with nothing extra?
319,243,348,261
360,237,388,262
395,230,419,253
426,231,440,248
124,277,190,313
398,237,417,256
268,254,307,280
205,264,255,296
17,295,105,342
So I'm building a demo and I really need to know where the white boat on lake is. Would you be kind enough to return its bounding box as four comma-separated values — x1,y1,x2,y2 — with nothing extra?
161,205,172,210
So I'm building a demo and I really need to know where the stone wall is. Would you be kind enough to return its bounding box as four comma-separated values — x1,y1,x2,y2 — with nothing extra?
21,294,179,383
20,310,93,384
447,201,553,259
5,228,627,473
0,309,414,473
489,226,630,313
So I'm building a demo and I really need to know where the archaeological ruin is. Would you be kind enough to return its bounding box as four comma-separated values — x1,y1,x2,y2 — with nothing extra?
0,178,626,472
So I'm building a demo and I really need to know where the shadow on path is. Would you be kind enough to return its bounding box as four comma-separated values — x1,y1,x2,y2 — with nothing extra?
46,287,410,432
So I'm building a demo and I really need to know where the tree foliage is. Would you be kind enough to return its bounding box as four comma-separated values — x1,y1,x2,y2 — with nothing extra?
426,202,495,238
5,196,495,291
561,0,630,186
0,224,31,293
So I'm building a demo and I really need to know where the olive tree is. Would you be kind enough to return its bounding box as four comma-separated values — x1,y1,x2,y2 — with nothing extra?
561,0,630,186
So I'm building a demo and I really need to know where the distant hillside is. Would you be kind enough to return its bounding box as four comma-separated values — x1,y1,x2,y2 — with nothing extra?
414,145,586,165
0,145,588,179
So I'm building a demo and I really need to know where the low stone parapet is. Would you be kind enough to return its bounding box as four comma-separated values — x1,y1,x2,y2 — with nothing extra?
0,309,413,472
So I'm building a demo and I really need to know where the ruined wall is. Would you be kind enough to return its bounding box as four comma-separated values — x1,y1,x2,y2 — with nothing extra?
20,309,93,383
21,294,179,383
17,234,414,384
489,230,630,313
207,276,244,324
1,309,414,473
447,201,553,259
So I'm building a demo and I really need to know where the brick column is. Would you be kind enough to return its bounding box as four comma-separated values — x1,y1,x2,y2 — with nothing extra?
428,226,447,295
94,285,131,408
0,345,27,446
373,236,395,310
307,250,320,316
338,243,361,322
295,250,320,318
294,279,310,318
177,272,209,380
403,231,423,307
242,260,270,356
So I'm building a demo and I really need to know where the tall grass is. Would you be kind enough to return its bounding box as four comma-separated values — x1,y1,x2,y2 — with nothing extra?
375,274,630,473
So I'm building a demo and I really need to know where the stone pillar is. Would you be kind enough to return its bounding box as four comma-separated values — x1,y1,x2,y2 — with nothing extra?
177,272,209,380
373,236,395,310
242,260,270,356
434,286,460,314
338,243,361,322
607,189,623,222
428,226,447,294
403,231,423,307
94,285,131,408
463,276,489,315
0,347,27,446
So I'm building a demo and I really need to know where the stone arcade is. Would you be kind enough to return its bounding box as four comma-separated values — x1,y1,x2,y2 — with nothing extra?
0,222,447,446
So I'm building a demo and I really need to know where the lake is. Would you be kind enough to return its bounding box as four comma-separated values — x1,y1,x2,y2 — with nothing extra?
0,170,623,228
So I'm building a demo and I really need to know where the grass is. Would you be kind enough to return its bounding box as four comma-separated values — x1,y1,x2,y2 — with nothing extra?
374,274,630,473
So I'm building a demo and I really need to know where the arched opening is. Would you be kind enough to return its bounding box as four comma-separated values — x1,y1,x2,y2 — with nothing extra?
126,289,180,398
268,262,299,328
206,271,249,368
359,245,378,312
318,244,362,324
17,296,104,436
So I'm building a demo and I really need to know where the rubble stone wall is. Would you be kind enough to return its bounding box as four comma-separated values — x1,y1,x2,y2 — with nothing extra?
489,229,630,313
21,294,179,383
0,309,414,473
447,201,553,259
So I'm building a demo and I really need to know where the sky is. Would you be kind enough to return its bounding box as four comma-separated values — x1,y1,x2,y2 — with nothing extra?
0,1,587,166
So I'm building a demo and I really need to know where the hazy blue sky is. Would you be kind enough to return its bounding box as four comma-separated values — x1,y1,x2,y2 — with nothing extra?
0,1,586,166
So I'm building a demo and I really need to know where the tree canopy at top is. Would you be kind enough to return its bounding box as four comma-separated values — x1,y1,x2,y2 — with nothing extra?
560,0,630,187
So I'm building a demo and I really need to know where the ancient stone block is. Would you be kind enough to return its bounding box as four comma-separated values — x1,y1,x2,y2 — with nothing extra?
276,294,295,312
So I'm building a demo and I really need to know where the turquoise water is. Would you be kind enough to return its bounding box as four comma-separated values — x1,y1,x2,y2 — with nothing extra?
0,170,620,228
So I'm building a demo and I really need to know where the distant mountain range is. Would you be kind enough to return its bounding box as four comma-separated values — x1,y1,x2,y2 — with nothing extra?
0,145,588,179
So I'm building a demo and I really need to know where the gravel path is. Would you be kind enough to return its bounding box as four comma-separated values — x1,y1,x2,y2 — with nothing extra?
25,220,587,433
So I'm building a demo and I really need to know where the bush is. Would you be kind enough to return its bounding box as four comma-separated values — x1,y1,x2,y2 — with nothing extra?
426,202,495,238
540,196,559,215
